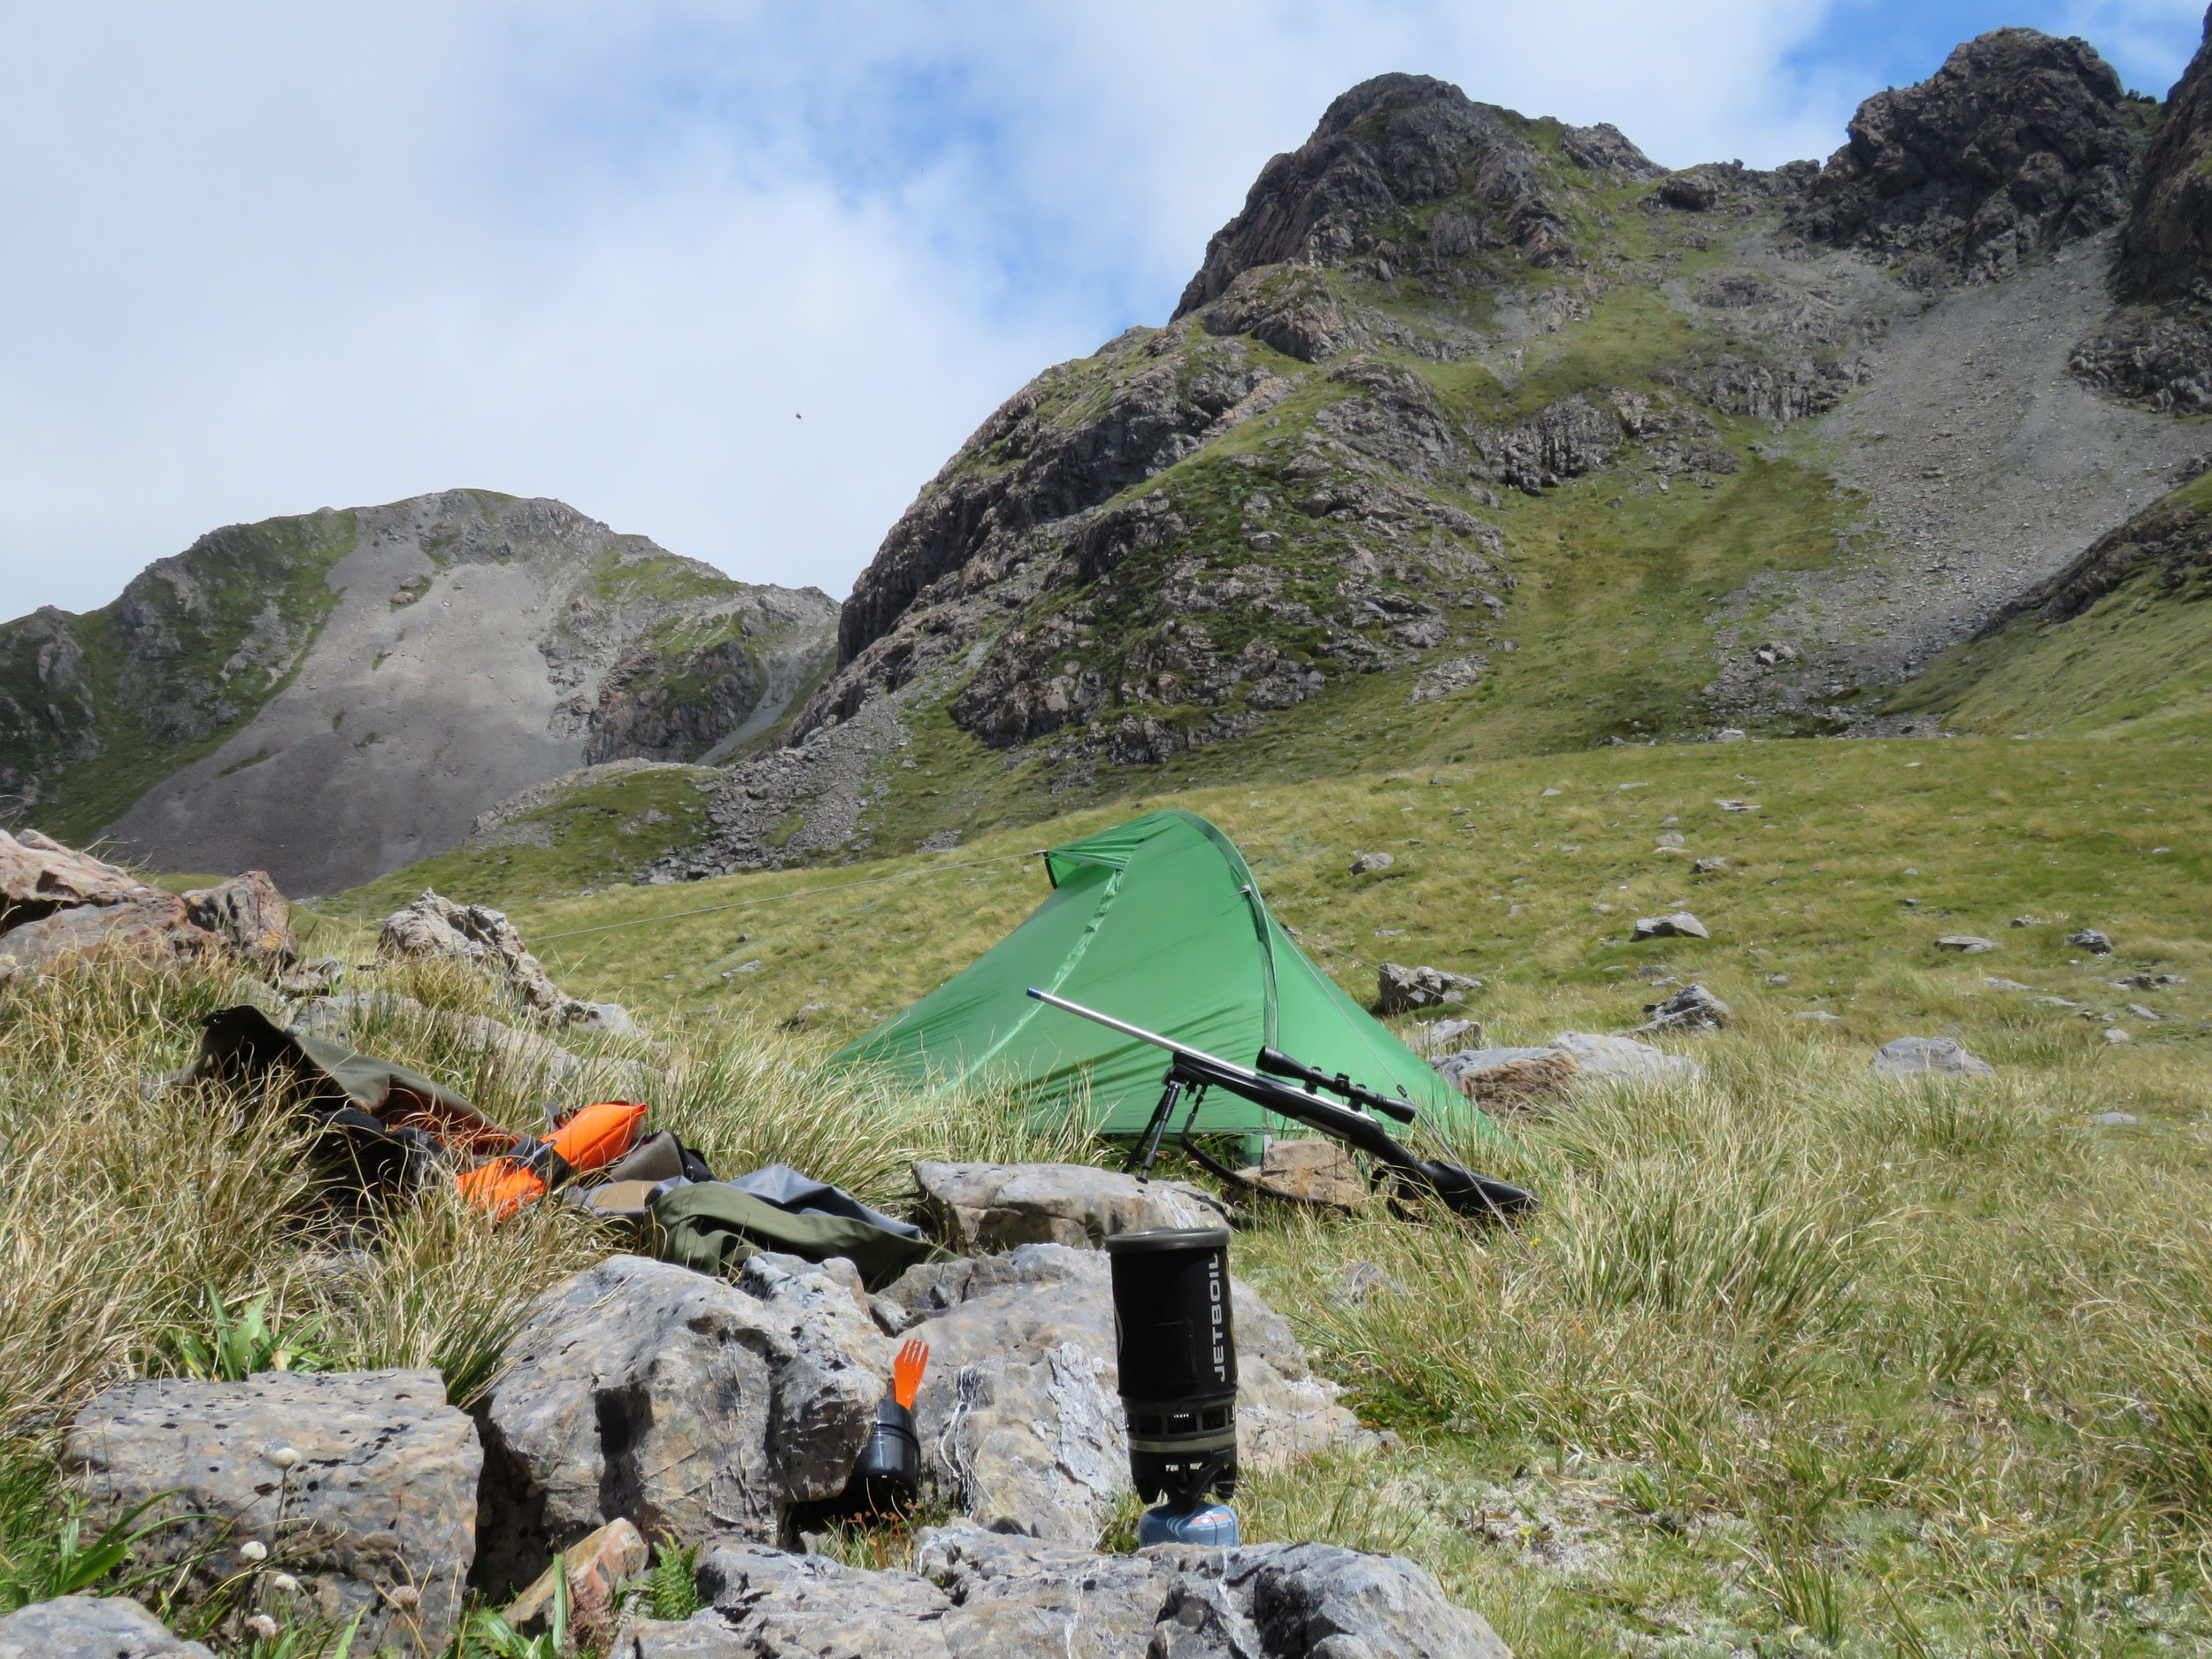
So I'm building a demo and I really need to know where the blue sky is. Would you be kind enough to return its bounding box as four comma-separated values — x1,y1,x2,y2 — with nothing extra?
0,0,2202,618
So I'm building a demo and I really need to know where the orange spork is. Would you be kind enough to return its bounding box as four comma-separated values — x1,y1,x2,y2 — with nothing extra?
892,1339,929,1409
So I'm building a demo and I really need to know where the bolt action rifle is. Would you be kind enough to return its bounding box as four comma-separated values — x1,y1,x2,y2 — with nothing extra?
1025,988,1533,1221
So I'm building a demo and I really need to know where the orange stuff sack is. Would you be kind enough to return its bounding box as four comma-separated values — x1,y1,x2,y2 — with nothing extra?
458,1101,649,1218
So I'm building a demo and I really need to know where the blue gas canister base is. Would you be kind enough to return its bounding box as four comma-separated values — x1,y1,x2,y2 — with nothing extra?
1137,1502,1240,1548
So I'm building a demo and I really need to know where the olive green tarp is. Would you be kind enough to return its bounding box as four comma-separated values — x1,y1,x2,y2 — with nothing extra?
830,810,1502,1145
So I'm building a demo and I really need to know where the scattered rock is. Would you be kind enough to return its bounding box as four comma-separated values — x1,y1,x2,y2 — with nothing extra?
1432,1045,1581,1103
2092,1111,2139,1126
2010,915,2045,927
1935,935,1997,953
872,1246,1371,1543
1984,977,2034,990
1869,1036,1993,1077
1337,1260,1408,1305
1233,1138,1366,1206
910,1162,1227,1252
377,890,608,1025
618,1519,1511,1659
64,1370,480,1653
568,1002,641,1038
182,870,298,966
1549,1031,1703,1081
1376,961,1480,1013
1637,983,1732,1032
473,1253,888,1587
2126,1002,2165,1022
1409,1015,1483,1054
1691,856,1729,875
1632,912,1709,941
0,1596,214,1659
1715,799,1758,812
2102,1026,2133,1044
1791,1010,1845,1022
1348,850,1396,875
2067,928,2115,955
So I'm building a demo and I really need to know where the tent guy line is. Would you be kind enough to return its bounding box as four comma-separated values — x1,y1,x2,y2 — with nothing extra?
519,849,1047,946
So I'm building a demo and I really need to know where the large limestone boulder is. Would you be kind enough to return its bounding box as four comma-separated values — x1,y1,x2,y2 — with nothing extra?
871,1244,1371,1544
1548,1031,1702,1082
0,1596,214,1659
1869,1035,1994,1077
1432,1045,1579,1104
473,1253,887,1588
63,1370,479,1655
911,1162,1228,1251
617,1521,1512,1658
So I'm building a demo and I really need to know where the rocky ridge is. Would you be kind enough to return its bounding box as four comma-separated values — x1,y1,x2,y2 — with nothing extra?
0,491,834,894
665,27,2212,873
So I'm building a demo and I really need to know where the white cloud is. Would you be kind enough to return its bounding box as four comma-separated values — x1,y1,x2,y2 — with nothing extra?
0,0,2193,620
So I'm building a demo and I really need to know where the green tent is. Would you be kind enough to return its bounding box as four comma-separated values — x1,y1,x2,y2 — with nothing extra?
832,809,1498,1147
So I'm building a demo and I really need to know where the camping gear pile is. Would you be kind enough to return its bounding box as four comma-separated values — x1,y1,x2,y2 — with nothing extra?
180,1004,943,1288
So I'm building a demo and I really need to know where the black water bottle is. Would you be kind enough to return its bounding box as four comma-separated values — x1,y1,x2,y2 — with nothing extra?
1106,1225,1240,1544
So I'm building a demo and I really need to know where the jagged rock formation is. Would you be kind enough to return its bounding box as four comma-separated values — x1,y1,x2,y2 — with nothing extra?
662,24,2208,876
0,491,835,893
1790,28,2145,285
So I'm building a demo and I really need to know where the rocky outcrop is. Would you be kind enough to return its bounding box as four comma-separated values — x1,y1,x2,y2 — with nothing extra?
472,1254,888,1586
1173,73,1577,317
618,1522,1513,1659
1793,28,2139,283
2116,12,2212,302
0,828,289,979
872,1245,1374,1544
64,1369,480,1655
2,490,836,893
376,889,631,1031
911,1162,1229,1251
1962,476,2212,636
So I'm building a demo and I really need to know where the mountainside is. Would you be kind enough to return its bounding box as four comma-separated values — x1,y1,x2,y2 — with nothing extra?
651,25,2210,881
0,491,835,894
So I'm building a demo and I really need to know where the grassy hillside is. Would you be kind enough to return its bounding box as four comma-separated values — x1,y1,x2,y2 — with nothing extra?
329,733,2207,1068
15,726,2208,1656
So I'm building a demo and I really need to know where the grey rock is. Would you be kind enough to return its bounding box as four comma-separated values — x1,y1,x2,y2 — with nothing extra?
1631,912,1709,941
1984,977,2034,990
1431,1046,1578,1102
1337,1260,1409,1304
1348,850,1397,875
474,1253,888,1588
569,1002,641,1038
1690,856,1729,875
1935,935,1997,953
2092,1111,2139,1125
1409,1015,1483,1055
1549,1031,1703,1081
1637,984,1732,1032
2102,1026,2133,1043
377,890,595,1023
0,1596,214,1659
911,1162,1228,1251
181,870,298,966
1791,1010,1845,1022
1869,1036,1994,1077
2126,1002,2164,1021
1376,962,1479,1015
877,1245,1369,1544
623,1519,1511,1659
63,1370,478,1654
0,826,157,925
2067,928,2115,955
